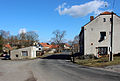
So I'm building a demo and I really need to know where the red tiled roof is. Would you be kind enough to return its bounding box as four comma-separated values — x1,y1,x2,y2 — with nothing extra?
4,44,12,50
40,43,59,49
65,43,70,47
40,43,50,47
49,45,59,49
100,11,111,15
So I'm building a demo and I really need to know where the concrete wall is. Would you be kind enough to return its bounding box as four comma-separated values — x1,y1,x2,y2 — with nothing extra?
10,46,37,60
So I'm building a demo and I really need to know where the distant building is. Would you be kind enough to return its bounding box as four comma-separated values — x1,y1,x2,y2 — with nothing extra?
79,12,120,57
3,43,12,53
39,43,50,50
10,46,41,60
64,43,71,50
48,45,59,53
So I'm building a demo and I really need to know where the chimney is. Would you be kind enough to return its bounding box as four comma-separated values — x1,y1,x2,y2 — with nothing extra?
90,16,94,21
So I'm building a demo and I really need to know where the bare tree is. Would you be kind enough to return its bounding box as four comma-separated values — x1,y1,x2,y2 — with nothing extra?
18,32,26,40
51,30,66,44
68,35,80,53
51,30,66,52
0,30,10,53
17,31,39,48
73,35,79,52
0,30,9,39
73,35,79,44
68,40,74,46
9,35,19,47
26,31,39,46
17,32,26,47
0,35,3,53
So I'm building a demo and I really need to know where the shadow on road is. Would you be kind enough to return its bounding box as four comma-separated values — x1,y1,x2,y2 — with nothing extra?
42,54,71,60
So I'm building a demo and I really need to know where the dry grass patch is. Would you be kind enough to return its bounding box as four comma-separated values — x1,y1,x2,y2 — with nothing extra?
75,56,120,67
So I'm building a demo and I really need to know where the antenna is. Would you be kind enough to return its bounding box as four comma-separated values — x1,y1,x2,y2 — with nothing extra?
104,0,107,7
105,3,107,7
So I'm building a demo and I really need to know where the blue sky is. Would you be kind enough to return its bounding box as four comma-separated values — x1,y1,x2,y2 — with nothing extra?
0,0,119,42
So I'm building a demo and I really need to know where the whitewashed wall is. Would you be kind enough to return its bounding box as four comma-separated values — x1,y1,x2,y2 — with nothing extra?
83,14,120,56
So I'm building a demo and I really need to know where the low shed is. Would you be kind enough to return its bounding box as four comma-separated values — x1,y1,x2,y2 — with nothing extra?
10,46,38,60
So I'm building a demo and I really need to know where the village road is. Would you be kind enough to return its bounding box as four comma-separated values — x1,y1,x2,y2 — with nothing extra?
0,54,120,81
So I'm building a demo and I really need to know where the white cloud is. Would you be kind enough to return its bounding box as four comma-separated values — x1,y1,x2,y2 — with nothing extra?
19,28,26,34
56,0,108,17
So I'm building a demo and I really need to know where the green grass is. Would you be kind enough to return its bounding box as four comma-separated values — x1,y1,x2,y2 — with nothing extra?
75,56,120,67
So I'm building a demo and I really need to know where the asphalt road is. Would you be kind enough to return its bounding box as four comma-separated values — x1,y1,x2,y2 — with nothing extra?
0,53,120,81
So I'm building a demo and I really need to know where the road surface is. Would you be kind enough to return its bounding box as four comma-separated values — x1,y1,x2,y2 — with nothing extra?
0,54,120,81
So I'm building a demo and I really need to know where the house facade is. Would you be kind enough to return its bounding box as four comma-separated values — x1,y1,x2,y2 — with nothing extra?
64,43,71,50
39,43,50,50
79,12,120,57
10,46,41,60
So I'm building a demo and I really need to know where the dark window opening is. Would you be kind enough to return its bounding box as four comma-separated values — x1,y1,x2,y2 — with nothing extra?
91,28,93,31
99,32,106,42
16,54,18,57
110,18,112,22
103,18,106,22
39,48,41,50
22,51,28,56
98,47,108,55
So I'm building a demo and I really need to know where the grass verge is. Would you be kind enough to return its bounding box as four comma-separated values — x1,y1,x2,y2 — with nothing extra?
75,56,120,67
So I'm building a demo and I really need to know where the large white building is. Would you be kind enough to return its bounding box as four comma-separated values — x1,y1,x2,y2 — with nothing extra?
79,12,120,57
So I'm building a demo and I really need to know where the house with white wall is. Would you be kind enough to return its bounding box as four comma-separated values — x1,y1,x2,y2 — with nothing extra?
10,46,41,60
79,11,120,57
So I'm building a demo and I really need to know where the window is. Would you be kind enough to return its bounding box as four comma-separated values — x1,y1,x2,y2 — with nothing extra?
91,28,93,31
98,47,108,55
22,51,28,56
103,18,106,22
110,18,112,22
39,48,41,50
99,32,106,42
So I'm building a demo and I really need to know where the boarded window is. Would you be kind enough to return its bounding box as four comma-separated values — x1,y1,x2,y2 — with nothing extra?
22,51,28,56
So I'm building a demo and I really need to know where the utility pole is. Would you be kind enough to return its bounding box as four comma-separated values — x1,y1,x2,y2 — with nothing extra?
110,12,114,61
71,45,75,63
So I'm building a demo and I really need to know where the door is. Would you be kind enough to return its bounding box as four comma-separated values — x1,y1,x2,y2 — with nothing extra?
36,51,42,56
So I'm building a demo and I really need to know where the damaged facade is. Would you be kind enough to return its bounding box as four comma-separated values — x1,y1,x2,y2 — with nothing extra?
79,12,120,57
